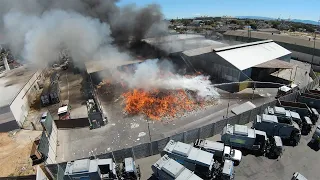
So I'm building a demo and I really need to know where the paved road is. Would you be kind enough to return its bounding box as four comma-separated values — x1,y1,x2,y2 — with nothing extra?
137,121,320,180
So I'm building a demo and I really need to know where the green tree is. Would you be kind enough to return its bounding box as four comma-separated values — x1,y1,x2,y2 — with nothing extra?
249,23,257,29
271,21,280,29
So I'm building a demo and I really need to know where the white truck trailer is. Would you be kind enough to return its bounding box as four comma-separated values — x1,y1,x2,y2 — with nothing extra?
253,114,301,146
194,139,242,165
161,140,218,179
152,154,203,180
221,124,269,155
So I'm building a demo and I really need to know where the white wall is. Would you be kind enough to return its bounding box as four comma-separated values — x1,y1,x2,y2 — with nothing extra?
10,70,43,127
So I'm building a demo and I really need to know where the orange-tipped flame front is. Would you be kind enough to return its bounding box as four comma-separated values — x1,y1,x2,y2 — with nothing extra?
122,89,195,120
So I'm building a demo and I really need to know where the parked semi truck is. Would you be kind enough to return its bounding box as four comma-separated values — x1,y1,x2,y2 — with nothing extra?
194,139,242,165
253,114,301,146
278,100,319,124
265,106,302,126
161,140,218,179
265,106,312,134
310,125,320,148
221,124,270,155
152,154,203,180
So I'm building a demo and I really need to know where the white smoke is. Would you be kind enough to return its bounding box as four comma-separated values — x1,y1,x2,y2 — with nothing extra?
121,59,220,99
3,10,129,66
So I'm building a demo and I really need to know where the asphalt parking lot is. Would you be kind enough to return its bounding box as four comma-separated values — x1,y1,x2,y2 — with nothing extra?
137,121,320,180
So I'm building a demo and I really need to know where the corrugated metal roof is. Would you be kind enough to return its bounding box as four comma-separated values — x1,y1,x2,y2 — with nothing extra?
216,41,291,70
224,30,320,49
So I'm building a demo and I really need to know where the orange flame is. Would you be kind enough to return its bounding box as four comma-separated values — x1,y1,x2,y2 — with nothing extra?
123,89,195,120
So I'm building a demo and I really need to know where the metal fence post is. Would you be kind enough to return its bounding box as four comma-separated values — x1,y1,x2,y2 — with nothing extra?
198,127,202,140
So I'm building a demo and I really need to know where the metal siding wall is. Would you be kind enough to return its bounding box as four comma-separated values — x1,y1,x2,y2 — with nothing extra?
213,119,228,135
170,132,184,142
133,143,151,159
113,148,133,163
184,128,200,144
199,123,215,139
227,115,239,125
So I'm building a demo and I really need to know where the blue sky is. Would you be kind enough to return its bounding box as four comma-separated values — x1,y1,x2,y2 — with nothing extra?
117,0,320,21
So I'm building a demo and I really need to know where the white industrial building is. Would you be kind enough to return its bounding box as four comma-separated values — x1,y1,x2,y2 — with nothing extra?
181,39,292,91
144,34,293,92
0,66,43,131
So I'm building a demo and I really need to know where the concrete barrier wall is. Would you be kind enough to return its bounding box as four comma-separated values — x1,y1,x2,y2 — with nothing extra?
46,75,320,177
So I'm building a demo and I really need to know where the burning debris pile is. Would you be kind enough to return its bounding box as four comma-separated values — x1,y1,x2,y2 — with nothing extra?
97,59,220,120
123,89,195,120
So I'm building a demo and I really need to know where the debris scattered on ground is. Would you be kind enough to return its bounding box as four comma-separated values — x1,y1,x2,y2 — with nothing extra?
138,132,146,137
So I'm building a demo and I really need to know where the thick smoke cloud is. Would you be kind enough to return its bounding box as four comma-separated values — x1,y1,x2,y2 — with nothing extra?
0,0,166,64
121,59,220,99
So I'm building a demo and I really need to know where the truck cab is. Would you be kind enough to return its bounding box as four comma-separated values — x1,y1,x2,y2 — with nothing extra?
223,146,242,165
276,84,298,98
58,101,71,120
311,125,320,148
291,172,308,180
221,159,234,180
194,139,242,165
301,116,313,135
266,136,283,158
310,108,319,124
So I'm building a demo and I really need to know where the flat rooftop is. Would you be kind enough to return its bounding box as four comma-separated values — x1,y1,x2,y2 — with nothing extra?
85,60,143,74
144,34,229,54
0,66,37,107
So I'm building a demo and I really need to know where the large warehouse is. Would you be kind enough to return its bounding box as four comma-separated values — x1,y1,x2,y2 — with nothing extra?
142,35,294,92
180,39,292,92
0,67,43,131
223,30,320,69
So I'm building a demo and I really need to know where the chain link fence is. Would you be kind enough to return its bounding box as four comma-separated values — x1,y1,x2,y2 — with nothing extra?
46,74,320,178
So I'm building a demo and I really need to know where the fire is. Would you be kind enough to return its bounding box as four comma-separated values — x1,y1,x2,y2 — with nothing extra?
122,89,195,120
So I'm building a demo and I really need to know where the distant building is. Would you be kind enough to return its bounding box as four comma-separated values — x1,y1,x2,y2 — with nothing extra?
257,28,281,34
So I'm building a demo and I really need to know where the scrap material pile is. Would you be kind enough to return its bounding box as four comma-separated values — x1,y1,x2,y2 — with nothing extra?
123,89,196,120
97,59,220,120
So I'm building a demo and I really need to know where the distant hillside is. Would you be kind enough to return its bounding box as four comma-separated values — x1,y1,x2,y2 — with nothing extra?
236,16,275,20
236,16,319,25
291,19,319,25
